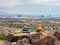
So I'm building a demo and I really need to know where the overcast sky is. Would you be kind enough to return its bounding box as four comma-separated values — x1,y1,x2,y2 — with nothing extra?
0,0,60,17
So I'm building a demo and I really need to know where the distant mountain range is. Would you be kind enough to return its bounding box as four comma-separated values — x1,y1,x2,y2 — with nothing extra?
0,12,60,19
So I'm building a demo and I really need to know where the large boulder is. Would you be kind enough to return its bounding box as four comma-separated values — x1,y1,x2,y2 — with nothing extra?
0,40,7,45
54,32,60,40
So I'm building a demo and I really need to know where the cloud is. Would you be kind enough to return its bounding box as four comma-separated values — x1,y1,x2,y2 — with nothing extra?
0,0,60,7
28,0,58,3
0,0,60,16
0,0,18,7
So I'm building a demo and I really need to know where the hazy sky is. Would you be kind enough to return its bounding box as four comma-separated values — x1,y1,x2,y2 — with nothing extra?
0,0,60,17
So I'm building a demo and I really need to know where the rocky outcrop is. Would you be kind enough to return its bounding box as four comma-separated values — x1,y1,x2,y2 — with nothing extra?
4,30,60,45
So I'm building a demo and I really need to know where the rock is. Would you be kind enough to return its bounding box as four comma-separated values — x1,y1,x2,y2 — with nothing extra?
54,32,60,40
11,42,16,45
0,40,7,45
45,36,55,45
22,38,30,44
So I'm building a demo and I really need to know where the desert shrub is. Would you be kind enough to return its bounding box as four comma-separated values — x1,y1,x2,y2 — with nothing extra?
29,24,37,31
0,33,6,40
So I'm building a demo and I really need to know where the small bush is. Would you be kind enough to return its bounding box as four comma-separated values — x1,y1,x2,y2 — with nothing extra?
0,33,6,40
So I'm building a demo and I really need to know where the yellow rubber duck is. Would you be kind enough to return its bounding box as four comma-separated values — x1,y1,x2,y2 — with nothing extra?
37,25,43,31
